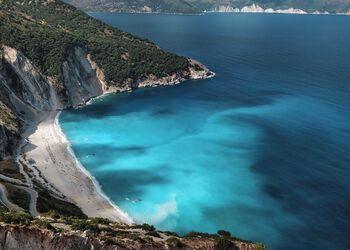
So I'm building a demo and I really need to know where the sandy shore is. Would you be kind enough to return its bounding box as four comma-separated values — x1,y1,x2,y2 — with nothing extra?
21,111,133,223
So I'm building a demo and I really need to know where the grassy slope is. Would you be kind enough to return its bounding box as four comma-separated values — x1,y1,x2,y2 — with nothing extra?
0,0,189,85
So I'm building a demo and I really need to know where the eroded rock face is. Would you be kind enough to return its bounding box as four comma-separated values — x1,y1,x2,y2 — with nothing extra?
0,44,211,160
0,224,255,250
0,225,104,250
0,45,107,159
62,47,105,108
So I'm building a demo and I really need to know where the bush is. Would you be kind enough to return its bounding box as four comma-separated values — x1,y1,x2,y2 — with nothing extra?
146,231,161,238
254,243,269,250
140,223,156,232
166,237,183,248
90,217,111,225
36,190,87,219
0,211,33,225
71,220,101,234
215,237,237,250
217,230,231,237
163,231,179,237
44,210,61,219
185,231,217,239
33,219,56,231
101,236,124,247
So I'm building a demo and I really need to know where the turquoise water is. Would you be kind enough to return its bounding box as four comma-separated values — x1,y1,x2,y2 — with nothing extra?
60,13,350,249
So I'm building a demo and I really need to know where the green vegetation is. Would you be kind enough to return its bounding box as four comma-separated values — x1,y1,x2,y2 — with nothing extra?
166,237,184,248
185,231,218,239
36,189,86,218
33,218,56,231
145,230,161,238
215,237,236,250
217,229,231,237
254,243,269,250
0,0,189,85
0,210,33,225
71,219,101,233
0,210,263,249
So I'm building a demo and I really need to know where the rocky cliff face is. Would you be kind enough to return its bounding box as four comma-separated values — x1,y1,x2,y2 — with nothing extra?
62,47,105,108
0,45,106,158
0,224,108,250
0,45,211,160
0,223,257,250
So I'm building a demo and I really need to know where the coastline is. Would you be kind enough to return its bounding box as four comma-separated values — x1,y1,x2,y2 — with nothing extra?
54,112,133,223
18,68,214,223
20,110,133,223
88,10,350,16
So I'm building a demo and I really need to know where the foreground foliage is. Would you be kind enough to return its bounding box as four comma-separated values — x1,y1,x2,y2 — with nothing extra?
0,210,267,249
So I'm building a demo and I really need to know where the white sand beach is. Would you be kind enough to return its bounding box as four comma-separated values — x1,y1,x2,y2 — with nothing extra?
21,111,133,223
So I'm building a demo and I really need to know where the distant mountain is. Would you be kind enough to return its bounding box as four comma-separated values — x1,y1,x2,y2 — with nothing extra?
63,0,201,13
64,0,350,14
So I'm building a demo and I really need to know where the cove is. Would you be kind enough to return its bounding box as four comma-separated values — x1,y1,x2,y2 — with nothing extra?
60,13,350,249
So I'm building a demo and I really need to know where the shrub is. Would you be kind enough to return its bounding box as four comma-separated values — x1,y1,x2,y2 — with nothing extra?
185,231,217,239
254,243,269,250
90,217,111,225
33,219,56,231
163,231,179,237
71,220,100,234
44,210,61,219
145,231,161,238
140,223,156,232
215,237,237,250
101,236,124,247
217,230,231,237
166,237,184,248
0,211,33,225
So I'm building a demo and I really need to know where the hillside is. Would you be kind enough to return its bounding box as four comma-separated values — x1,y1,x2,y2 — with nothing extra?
0,1,265,249
0,0,196,85
64,0,201,13
64,0,350,14
0,0,211,230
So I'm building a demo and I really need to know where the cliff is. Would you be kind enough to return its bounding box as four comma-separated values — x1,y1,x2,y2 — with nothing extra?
0,44,210,158
0,211,264,250
0,1,267,249
0,0,212,225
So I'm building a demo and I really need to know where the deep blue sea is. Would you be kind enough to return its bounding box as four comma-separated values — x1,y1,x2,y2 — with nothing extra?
60,13,350,249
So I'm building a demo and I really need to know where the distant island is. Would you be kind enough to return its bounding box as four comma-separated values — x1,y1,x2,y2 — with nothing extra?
0,0,269,249
63,0,350,15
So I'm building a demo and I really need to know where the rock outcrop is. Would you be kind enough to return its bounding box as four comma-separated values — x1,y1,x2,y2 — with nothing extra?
0,222,257,250
62,47,105,108
0,44,211,160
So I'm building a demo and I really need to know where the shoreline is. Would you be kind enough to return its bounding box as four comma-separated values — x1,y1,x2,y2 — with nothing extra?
88,10,350,17
18,70,214,223
54,112,133,223
20,110,133,223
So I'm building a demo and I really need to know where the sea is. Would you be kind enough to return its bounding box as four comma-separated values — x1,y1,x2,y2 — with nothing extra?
60,13,350,249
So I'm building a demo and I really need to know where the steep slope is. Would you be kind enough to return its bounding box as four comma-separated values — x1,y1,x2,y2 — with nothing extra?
0,0,211,159
0,0,211,221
